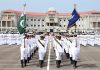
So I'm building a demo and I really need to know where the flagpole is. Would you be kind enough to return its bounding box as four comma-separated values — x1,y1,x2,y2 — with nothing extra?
23,3,26,14
23,3,26,48
74,4,77,34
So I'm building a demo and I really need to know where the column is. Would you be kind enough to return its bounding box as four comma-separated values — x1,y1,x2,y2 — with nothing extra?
96,17,98,32
6,21,7,32
1,21,2,32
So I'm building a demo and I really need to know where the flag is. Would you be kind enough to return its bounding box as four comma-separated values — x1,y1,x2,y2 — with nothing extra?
67,9,80,28
17,14,26,34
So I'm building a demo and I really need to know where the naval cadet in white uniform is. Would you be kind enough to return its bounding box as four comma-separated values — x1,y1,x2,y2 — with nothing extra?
68,35,74,64
20,36,27,68
26,35,31,63
53,35,64,68
37,35,48,68
31,34,37,57
71,35,80,69
62,35,71,59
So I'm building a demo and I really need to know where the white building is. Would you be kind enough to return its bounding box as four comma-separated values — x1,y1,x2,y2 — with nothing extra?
0,8,100,33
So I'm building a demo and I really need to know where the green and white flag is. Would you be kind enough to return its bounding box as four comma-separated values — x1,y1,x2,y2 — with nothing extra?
17,14,26,34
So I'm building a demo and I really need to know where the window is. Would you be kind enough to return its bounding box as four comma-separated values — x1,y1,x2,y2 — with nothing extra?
38,19,40,21
31,25,33,27
12,21,15,27
7,21,11,27
31,19,33,21
98,22,100,27
34,25,36,27
93,22,96,28
50,23,53,26
58,19,61,22
26,25,28,26
42,19,44,21
47,23,49,26
38,25,40,27
42,25,44,27
8,16,11,19
34,19,36,21
2,21,6,27
27,19,28,21
50,19,54,21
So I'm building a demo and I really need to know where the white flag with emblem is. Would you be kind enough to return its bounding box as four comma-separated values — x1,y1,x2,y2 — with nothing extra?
17,14,26,34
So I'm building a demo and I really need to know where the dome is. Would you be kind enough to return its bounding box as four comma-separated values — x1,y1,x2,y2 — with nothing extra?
48,7,56,12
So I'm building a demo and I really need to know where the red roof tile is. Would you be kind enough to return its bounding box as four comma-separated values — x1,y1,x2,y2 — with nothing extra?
2,9,21,14
26,12,46,16
79,10,100,15
1,9,100,16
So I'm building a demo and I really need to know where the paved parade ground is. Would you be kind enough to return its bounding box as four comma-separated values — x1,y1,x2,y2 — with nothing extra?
0,45,100,70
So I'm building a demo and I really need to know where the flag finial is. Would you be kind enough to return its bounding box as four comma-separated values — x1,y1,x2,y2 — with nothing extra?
23,3,26,14
74,4,76,9
23,3,26,7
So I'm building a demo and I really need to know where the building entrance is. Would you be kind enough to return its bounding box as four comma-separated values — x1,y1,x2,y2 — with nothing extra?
50,29,53,32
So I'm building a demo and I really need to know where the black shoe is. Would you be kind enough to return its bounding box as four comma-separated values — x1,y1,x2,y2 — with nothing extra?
73,60,77,69
28,57,30,63
57,65,60,68
21,65,24,68
25,60,27,66
40,65,43,68
21,60,24,68
39,60,43,68
32,53,33,58
40,63,43,68
73,66,77,69
71,61,73,64
70,57,73,64
56,60,60,68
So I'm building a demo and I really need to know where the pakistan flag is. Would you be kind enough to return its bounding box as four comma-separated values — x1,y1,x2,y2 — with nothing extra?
17,14,26,34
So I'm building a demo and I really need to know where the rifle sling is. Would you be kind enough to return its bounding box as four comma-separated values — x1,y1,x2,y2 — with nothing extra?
55,39,62,48
38,40,45,47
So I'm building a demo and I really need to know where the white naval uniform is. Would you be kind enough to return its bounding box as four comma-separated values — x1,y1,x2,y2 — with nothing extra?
44,35,49,45
37,39,48,60
35,35,40,43
81,35,87,46
25,38,31,58
71,38,80,61
0,34,3,45
3,34,7,45
62,37,71,54
88,35,94,46
32,37,37,52
28,37,36,56
16,34,21,45
53,38,64,60
97,35,100,46
20,40,27,60
69,37,74,58
6,34,11,45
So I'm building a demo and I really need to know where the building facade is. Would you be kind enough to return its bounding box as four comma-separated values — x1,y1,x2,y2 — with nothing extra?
0,8,100,33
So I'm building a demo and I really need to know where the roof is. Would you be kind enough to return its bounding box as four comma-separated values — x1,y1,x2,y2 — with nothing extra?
1,9,46,16
1,9,100,16
79,10,100,15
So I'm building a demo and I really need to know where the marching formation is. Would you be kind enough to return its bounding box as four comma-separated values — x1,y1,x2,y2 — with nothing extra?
0,32,100,69
20,32,80,69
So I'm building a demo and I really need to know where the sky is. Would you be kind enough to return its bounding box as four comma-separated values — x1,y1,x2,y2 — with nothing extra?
0,0,100,12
